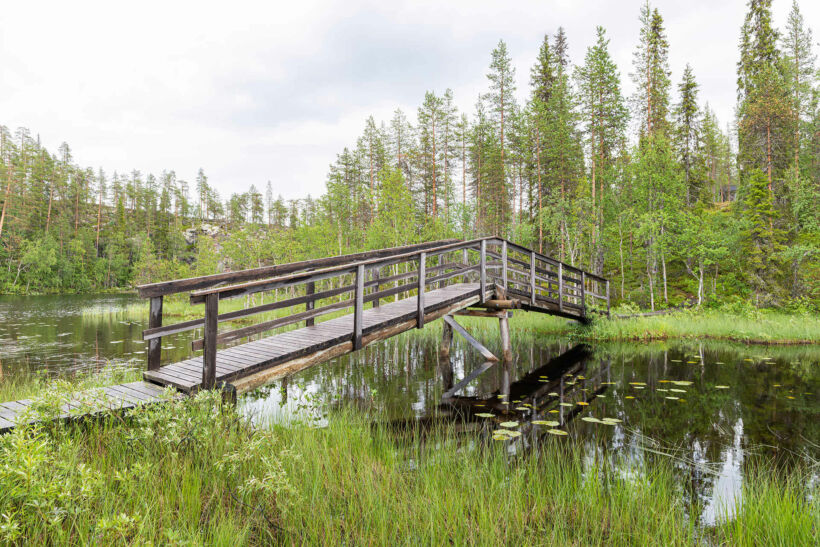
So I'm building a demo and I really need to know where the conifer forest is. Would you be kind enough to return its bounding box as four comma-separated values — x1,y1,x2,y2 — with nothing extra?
1,0,818,312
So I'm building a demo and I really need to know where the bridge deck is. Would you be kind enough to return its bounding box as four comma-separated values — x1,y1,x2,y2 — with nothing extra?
0,381,180,434
143,282,484,393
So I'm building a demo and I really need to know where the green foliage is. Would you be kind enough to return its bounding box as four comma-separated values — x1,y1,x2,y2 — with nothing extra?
1,0,818,311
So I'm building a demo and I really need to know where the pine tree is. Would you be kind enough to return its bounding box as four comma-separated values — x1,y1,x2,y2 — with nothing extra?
416,91,442,218
575,26,627,272
737,0,793,195
486,40,517,235
744,168,784,304
782,0,816,171
631,1,671,139
673,64,702,206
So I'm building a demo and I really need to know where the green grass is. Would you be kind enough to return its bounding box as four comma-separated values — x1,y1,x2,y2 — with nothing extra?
0,376,816,545
452,309,820,344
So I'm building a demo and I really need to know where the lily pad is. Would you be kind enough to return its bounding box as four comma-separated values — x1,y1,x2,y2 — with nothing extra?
581,416,602,423
547,429,568,436
559,402,573,407
576,401,589,406
671,381,693,386
500,421,519,428
625,396,635,399
515,406,529,411
665,396,679,400
548,392,559,397
670,388,686,393
714,385,729,389
475,413,495,418
601,417,621,423
532,420,560,427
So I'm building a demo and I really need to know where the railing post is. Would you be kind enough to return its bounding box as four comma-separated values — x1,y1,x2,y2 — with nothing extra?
501,240,508,291
558,263,564,312
606,279,611,318
462,247,469,283
581,271,587,317
372,268,380,308
479,240,487,304
354,264,364,350
530,251,536,305
417,252,426,329
305,281,315,327
202,293,218,390
147,296,163,371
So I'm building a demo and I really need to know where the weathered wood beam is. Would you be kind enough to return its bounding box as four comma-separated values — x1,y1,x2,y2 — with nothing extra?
442,315,498,362
147,296,163,370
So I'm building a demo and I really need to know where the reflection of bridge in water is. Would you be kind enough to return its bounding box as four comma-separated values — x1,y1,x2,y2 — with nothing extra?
378,344,613,442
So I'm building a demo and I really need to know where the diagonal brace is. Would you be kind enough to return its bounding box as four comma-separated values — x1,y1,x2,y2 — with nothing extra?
442,315,498,362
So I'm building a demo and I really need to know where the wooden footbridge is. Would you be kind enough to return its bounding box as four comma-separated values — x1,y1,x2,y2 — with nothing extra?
0,238,608,432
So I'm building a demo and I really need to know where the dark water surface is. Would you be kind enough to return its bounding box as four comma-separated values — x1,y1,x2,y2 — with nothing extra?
1,294,818,526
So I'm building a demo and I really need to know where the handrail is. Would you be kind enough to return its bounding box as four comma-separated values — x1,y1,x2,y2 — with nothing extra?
189,237,489,302
136,239,459,298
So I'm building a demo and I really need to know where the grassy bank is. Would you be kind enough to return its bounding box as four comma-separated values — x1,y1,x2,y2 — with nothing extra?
0,383,816,545
468,309,820,344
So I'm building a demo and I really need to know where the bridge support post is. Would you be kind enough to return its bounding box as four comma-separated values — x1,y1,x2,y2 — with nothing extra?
147,296,163,371
202,293,218,390
499,313,513,365
438,321,454,391
606,279,611,317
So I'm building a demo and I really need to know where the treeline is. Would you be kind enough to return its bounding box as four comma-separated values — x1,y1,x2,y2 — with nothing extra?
1,0,818,310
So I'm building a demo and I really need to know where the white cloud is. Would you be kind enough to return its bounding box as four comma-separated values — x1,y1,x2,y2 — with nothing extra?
1,0,817,200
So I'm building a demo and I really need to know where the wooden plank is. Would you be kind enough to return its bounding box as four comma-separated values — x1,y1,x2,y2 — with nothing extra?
107,385,153,403
442,315,498,362
353,263,364,350
147,295,163,370
417,252,426,329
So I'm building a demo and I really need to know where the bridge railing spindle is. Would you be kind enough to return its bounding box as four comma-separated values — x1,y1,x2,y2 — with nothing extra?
417,252,426,328
202,293,218,390
479,240,486,303
353,264,364,350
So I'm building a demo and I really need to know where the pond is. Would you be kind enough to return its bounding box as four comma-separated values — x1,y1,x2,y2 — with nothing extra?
1,294,818,527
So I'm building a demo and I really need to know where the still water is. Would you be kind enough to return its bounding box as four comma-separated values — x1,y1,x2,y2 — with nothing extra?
1,294,818,526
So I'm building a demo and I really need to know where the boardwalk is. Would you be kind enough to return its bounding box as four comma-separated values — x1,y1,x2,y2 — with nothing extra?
0,381,180,434
0,237,609,432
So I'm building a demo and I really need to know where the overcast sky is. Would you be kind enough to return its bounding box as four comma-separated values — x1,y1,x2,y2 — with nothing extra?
1,0,817,200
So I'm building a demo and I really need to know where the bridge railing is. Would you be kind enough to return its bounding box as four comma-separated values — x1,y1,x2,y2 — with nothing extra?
482,238,610,318
187,238,489,388
138,237,609,390
136,239,460,372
